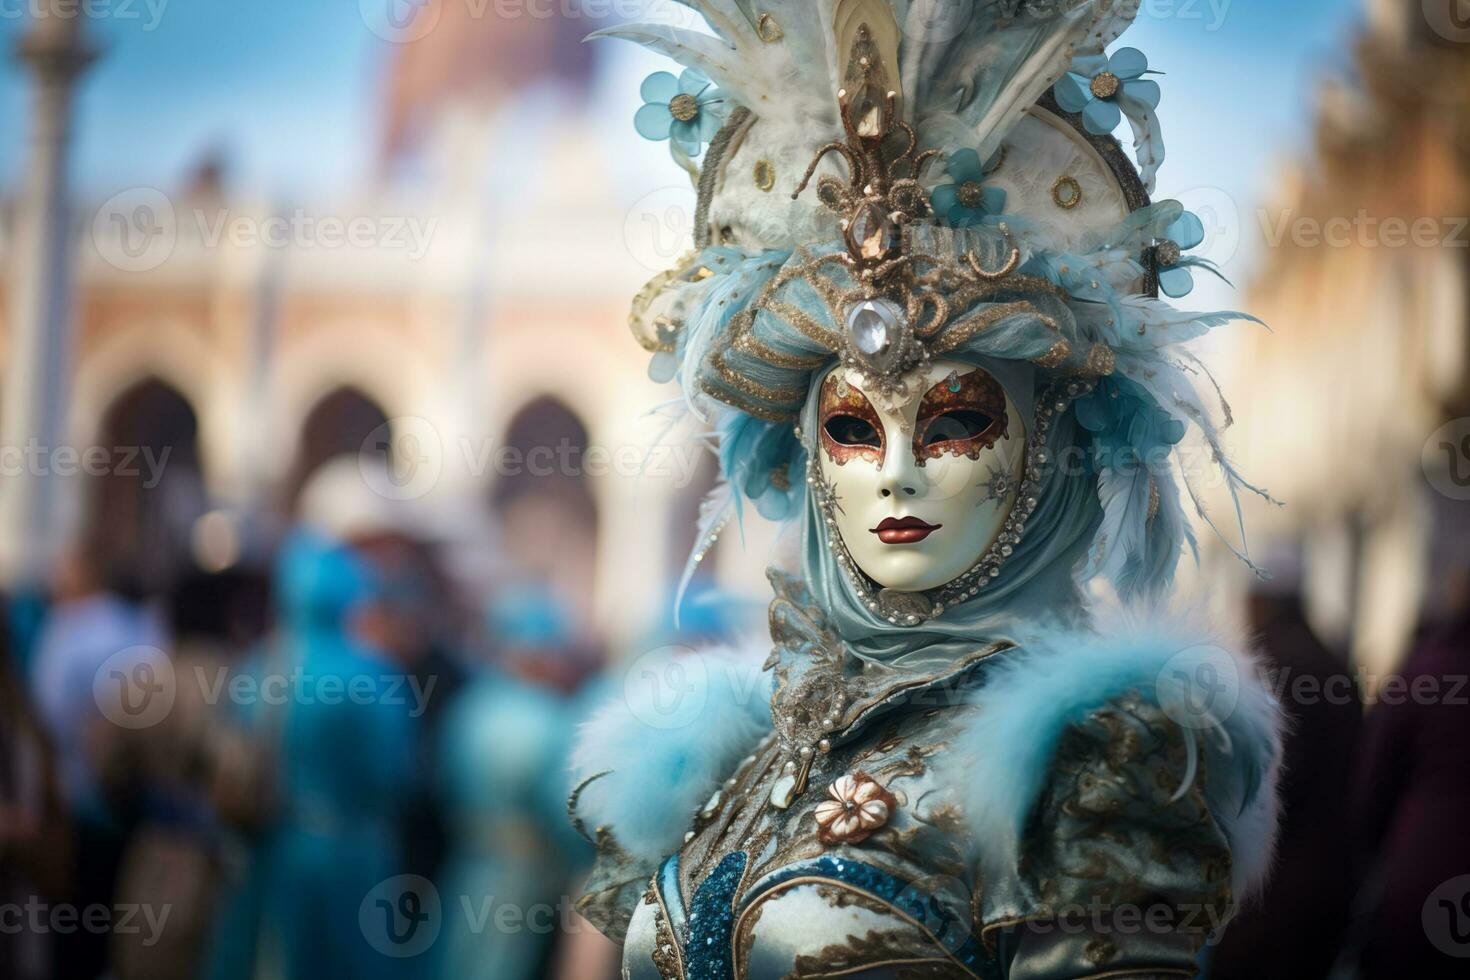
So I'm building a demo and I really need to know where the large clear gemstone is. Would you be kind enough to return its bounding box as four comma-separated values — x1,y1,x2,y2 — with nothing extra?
846,298,903,368
846,201,898,263
853,82,889,138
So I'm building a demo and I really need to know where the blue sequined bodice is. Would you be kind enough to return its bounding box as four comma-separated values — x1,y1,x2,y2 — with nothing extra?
623,849,996,980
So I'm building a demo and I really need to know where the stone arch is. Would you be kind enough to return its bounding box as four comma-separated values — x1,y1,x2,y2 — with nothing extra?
81,377,204,594
490,394,600,640
70,319,229,493
269,321,436,486
283,385,392,510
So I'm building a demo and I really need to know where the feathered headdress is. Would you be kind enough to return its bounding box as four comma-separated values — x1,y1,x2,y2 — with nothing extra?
599,0,1275,614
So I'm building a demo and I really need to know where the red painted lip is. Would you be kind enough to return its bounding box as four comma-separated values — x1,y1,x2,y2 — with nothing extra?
870,516,942,544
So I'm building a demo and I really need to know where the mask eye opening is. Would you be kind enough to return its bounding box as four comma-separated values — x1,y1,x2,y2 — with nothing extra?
918,409,996,447
823,414,883,448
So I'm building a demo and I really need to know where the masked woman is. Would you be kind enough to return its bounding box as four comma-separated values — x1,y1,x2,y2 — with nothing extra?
571,3,1284,977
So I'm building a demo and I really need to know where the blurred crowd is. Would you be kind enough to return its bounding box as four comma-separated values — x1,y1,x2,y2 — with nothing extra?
1,451,1469,980
0,453,641,980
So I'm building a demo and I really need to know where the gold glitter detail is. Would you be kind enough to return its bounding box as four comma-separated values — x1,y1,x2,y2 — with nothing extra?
756,12,783,43
920,273,1071,352
956,180,985,208
1090,71,1120,99
627,255,696,353
753,159,776,192
697,378,798,423
1034,339,1073,368
708,351,808,404
965,243,1022,280
732,321,830,371
1083,342,1117,376
669,93,699,122
1147,477,1161,524
1052,175,1082,209
763,299,842,351
929,301,1057,355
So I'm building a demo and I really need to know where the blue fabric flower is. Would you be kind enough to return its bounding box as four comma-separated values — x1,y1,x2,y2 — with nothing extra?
634,69,726,155
1053,47,1161,137
1155,210,1205,298
930,149,1006,227
1075,378,1186,474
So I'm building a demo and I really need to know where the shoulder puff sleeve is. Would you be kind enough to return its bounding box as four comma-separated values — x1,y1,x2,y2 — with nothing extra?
948,615,1284,979
1004,693,1232,977
568,645,773,942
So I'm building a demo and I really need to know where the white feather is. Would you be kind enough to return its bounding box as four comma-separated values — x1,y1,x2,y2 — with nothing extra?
674,479,735,624
1119,92,1165,193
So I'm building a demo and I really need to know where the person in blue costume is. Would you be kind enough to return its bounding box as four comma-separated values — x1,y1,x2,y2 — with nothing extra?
271,530,422,978
430,584,590,980
433,673,580,980
571,3,1286,978
204,526,420,980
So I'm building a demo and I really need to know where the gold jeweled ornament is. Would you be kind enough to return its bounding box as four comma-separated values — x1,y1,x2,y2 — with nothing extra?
781,21,1022,390
753,159,776,192
1052,175,1083,209
755,12,784,43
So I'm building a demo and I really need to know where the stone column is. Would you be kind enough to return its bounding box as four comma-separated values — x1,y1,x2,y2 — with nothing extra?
0,11,96,585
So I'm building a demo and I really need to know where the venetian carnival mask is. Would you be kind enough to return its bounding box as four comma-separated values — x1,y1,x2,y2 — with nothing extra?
814,358,1026,593
613,7,1262,628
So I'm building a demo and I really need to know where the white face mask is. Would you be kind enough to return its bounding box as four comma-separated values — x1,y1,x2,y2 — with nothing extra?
813,358,1027,593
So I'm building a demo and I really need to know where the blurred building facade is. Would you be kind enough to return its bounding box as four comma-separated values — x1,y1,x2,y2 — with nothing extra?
1222,0,1470,675
0,7,731,651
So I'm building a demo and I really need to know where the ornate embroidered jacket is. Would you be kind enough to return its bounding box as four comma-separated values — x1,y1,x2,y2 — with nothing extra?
573,573,1282,980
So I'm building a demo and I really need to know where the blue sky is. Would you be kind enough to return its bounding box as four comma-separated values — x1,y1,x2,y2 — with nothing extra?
0,0,1364,304
0,1,383,196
